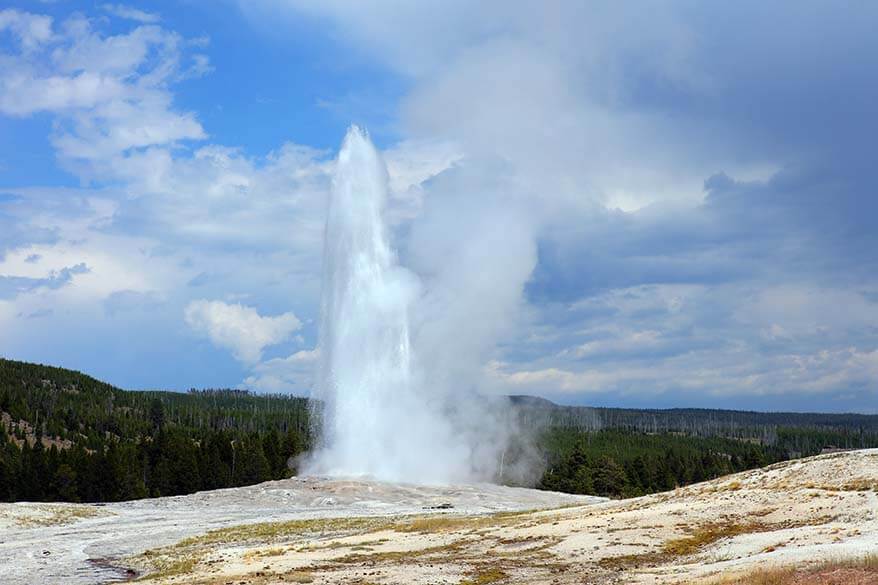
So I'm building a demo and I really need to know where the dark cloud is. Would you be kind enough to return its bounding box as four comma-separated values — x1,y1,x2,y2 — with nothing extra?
0,262,89,299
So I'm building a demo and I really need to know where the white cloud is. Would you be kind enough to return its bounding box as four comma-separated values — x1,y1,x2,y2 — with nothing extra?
0,71,127,115
243,349,319,392
735,285,878,338
482,278,878,400
0,9,53,52
486,346,878,398
101,4,160,24
566,330,664,359
184,300,301,364
0,11,207,177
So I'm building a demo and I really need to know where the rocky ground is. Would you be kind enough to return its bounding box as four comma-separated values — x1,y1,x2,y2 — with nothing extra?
0,475,595,584
1,449,876,585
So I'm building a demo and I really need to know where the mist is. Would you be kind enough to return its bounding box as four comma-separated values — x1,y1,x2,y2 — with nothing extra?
305,127,542,485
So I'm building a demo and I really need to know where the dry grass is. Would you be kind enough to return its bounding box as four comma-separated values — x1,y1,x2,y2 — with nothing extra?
243,546,286,559
395,515,475,533
662,522,761,556
177,515,390,547
133,513,508,582
840,480,878,492
602,513,844,572
331,540,467,565
133,553,198,582
600,521,779,570
10,504,109,527
395,510,530,534
704,554,878,584
797,480,878,493
460,568,509,585
133,516,399,582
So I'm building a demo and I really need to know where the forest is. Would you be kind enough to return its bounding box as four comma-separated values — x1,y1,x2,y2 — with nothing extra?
0,359,308,501
2,358,877,502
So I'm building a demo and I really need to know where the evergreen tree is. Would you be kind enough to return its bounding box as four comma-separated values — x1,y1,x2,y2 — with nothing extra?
53,464,79,502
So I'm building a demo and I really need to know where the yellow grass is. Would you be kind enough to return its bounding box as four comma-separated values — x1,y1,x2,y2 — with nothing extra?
662,522,759,556
12,504,108,527
460,568,509,585
177,515,389,546
703,553,878,584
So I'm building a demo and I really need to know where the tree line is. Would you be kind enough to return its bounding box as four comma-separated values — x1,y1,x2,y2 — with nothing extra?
0,418,303,501
2,358,877,502
537,428,774,497
0,359,309,502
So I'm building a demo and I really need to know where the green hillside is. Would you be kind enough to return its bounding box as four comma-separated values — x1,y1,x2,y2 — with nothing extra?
0,358,309,502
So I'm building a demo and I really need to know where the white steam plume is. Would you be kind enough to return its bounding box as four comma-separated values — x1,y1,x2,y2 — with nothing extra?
306,127,542,485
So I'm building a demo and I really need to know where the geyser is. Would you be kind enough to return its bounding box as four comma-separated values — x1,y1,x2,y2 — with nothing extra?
309,126,469,483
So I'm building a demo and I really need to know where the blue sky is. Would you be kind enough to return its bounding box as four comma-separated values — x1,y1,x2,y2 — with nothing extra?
0,2,876,412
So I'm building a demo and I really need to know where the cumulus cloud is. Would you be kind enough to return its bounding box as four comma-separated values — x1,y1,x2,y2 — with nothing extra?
184,300,301,364
0,10,208,183
243,349,319,392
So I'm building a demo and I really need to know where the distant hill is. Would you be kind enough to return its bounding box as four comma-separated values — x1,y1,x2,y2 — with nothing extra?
0,358,309,442
509,395,878,435
0,358,309,503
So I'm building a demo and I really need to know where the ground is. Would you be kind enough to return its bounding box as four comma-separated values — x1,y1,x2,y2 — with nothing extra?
1,450,876,585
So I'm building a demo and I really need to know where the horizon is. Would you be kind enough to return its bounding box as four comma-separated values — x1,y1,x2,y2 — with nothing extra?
3,356,876,417
1,2,876,414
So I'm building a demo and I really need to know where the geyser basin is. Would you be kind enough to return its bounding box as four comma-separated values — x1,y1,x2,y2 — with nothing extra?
0,476,600,585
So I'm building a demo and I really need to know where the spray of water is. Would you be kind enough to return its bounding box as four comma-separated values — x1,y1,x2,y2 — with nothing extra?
307,126,471,483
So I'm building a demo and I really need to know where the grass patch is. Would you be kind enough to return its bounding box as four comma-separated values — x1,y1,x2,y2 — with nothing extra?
703,553,878,584
662,522,760,556
396,515,478,533
840,479,878,491
460,568,509,584
178,516,391,547
134,516,395,581
395,511,531,534
12,504,109,527
133,554,198,582
132,510,547,582
598,520,805,570
332,540,467,565
243,546,286,558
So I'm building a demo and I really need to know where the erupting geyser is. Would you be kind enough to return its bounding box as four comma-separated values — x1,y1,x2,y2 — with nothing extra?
309,126,466,483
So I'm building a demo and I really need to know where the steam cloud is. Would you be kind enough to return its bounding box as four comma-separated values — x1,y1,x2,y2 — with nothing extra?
306,127,539,484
